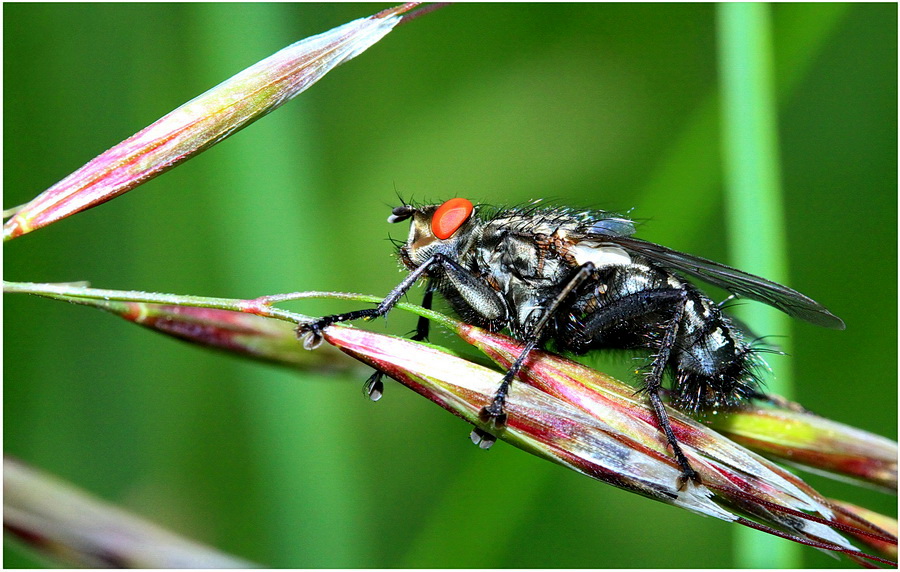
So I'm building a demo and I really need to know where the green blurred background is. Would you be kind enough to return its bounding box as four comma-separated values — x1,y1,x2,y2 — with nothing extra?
4,3,896,568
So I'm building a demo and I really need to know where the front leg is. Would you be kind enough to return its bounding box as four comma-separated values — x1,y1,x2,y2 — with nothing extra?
365,281,435,402
297,256,439,350
299,256,507,407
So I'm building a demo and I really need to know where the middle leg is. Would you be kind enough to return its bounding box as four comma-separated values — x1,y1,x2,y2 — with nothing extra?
472,263,597,448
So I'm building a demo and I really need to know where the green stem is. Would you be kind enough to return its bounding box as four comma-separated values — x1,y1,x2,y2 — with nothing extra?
717,3,798,568
3,280,451,325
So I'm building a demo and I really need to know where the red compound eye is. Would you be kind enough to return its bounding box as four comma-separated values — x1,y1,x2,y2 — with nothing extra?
431,198,474,239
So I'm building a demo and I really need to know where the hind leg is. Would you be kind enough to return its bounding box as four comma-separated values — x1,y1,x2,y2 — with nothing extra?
576,288,700,488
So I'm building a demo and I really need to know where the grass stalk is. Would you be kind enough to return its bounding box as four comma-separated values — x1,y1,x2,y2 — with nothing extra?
717,3,798,568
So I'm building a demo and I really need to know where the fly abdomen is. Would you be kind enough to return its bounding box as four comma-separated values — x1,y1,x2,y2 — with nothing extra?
672,314,761,414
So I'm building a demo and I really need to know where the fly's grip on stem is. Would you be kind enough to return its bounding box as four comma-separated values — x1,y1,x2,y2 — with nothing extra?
297,308,380,349
297,256,438,350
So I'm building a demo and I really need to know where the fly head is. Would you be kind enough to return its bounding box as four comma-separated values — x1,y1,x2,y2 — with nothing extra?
388,198,480,269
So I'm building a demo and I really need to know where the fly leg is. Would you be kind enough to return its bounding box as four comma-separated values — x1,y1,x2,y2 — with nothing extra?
470,335,542,449
300,256,506,404
411,281,435,342
473,263,597,449
300,255,505,347
642,292,700,489
364,281,434,402
298,256,440,349
578,288,701,488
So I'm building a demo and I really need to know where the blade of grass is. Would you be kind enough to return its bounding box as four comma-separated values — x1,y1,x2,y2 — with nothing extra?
2,3,416,241
717,3,796,568
7,280,895,563
4,456,259,568
322,324,894,565
188,4,369,565
636,3,851,249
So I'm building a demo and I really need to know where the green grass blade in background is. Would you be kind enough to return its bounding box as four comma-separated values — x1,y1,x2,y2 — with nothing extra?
635,2,850,251
717,3,796,568
189,4,368,566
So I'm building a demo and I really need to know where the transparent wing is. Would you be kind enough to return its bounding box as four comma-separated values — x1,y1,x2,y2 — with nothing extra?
596,235,845,329
586,216,637,237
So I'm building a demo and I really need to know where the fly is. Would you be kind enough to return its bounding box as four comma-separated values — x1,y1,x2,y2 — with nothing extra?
298,198,844,487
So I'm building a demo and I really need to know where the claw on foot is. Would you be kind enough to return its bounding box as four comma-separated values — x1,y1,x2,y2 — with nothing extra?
302,331,323,350
297,322,324,350
470,427,496,449
676,467,702,491
477,403,508,430
363,371,384,402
